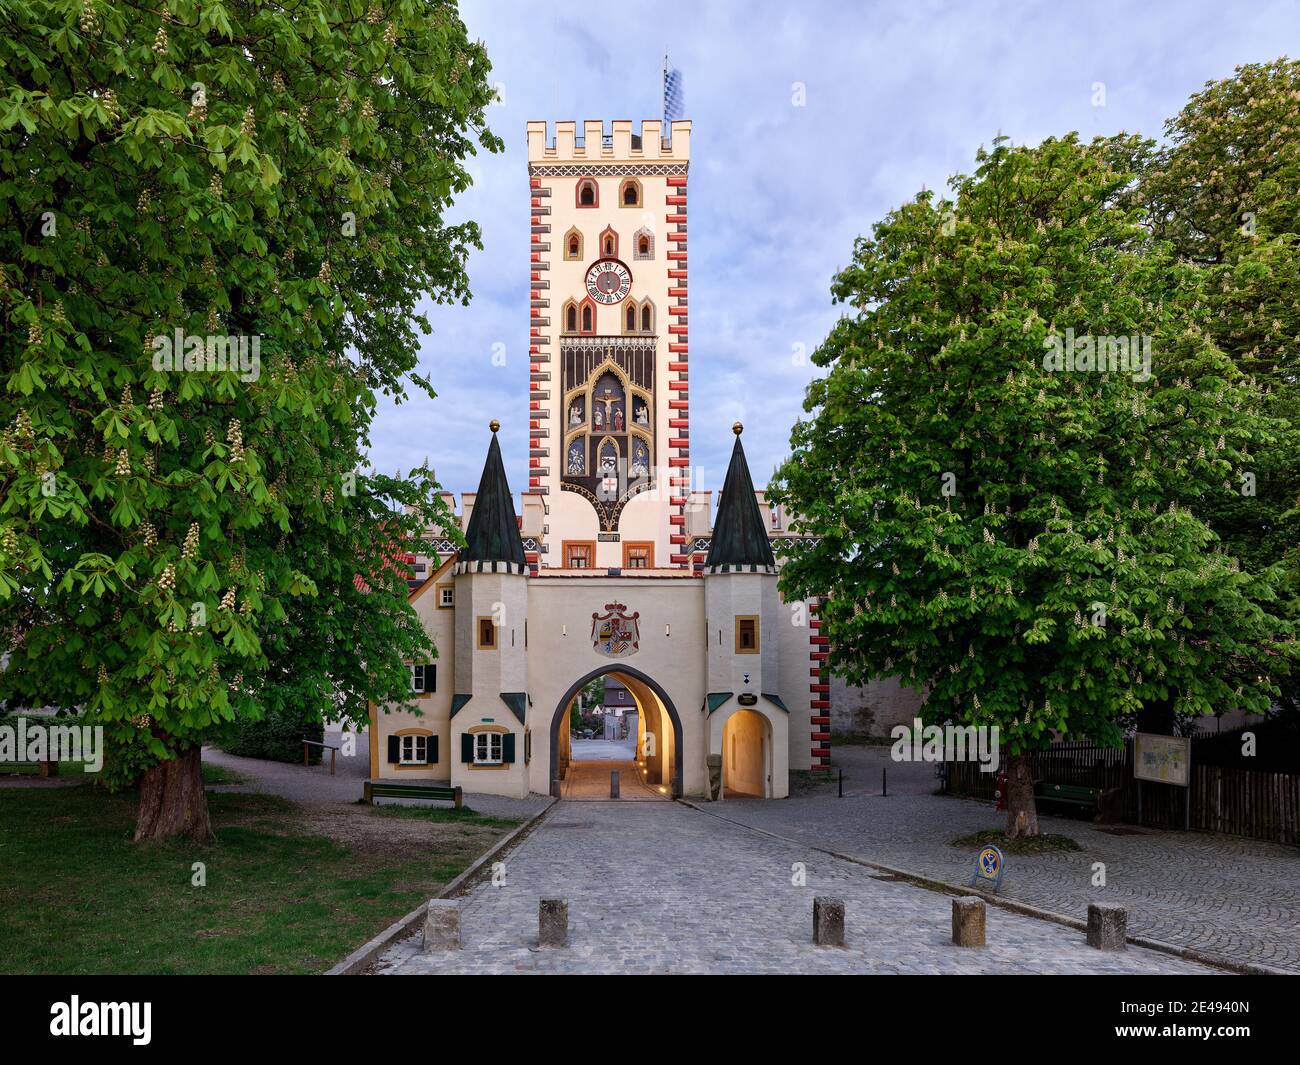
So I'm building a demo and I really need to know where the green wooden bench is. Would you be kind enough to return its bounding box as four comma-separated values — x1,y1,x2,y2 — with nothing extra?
362,780,463,809
1034,781,1103,815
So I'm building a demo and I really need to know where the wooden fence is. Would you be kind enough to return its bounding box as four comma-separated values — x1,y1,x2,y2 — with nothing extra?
945,740,1300,846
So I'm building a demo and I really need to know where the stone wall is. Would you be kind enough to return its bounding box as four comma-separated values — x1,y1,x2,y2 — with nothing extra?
828,675,926,738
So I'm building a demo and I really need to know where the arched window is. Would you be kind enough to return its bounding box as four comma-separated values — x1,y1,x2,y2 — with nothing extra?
563,227,583,261
626,304,636,332
565,302,577,333
581,302,593,333
598,225,618,259
619,179,642,208
641,302,652,332
633,226,654,261
576,179,598,208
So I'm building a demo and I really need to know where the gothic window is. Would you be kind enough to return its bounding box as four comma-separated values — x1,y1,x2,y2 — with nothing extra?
598,225,618,258
625,304,637,333
563,300,578,334
620,178,642,207
640,299,654,333
633,227,654,260
564,227,583,260
580,298,596,334
577,179,598,207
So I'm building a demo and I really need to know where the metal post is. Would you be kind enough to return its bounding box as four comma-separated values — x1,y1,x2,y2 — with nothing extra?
838,769,843,798
882,767,887,797
1136,779,1142,827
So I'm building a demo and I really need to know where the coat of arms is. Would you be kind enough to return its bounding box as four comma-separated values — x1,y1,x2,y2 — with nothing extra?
591,602,640,658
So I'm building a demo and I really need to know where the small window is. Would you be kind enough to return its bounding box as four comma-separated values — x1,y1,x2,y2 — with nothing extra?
639,236,649,256
623,542,653,569
477,616,497,650
603,236,614,255
626,304,636,332
410,663,435,693
438,584,454,609
564,227,583,261
577,179,597,207
581,304,593,332
736,616,759,654
400,734,428,765
633,227,654,260
641,303,652,332
566,304,578,333
474,732,503,765
620,179,642,207
565,541,594,569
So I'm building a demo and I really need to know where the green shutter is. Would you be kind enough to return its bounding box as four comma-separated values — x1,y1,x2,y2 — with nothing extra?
503,733,516,763
387,736,400,763
427,736,439,764
461,733,474,763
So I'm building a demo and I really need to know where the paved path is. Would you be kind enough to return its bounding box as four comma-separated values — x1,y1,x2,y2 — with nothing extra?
376,801,1215,974
711,749,1300,973
203,730,551,821
560,759,667,800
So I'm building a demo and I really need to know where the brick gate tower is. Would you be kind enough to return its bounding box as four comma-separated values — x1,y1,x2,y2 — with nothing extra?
525,119,692,571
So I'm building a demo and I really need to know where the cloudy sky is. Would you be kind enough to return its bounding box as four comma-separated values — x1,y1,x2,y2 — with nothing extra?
368,0,1300,498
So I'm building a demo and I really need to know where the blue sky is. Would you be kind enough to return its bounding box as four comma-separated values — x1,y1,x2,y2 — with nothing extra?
368,0,1300,497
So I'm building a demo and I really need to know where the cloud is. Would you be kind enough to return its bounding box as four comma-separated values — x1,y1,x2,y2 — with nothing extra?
369,0,1300,494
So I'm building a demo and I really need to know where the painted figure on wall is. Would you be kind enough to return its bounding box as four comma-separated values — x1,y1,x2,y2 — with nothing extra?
567,440,585,475
613,406,624,432
594,406,604,430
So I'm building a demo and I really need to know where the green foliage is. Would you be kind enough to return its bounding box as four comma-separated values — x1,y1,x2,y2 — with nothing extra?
1141,59,1300,711
219,700,324,765
772,133,1295,757
0,1,499,788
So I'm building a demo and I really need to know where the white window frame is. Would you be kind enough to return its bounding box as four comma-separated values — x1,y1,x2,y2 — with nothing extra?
399,734,428,765
473,732,503,765
410,663,434,693
439,585,454,608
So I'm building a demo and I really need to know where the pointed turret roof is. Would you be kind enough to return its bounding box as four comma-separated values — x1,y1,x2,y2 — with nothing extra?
705,422,775,572
461,421,527,571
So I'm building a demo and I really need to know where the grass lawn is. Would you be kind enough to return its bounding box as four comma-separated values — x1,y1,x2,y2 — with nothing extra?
0,782,520,974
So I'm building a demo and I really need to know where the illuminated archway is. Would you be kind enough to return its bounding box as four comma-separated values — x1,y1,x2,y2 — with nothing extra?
550,664,683,799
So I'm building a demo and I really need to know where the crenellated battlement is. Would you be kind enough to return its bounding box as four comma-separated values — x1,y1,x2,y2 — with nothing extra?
526,119,691,163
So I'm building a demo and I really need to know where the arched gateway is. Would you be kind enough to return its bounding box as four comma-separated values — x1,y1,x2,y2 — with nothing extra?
549,665,684,799
366,117,831,802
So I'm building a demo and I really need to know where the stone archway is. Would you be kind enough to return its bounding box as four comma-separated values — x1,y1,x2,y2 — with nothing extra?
550,664,684,799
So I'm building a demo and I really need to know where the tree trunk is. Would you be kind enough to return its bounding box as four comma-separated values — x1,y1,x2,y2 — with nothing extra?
133,746,213,842
1003,752,1040,838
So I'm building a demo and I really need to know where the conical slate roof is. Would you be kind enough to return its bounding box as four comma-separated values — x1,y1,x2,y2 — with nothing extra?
705,424,775,570
462,424,526,567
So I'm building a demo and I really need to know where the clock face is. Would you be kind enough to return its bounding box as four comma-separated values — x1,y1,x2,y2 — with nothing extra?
585,258,632,305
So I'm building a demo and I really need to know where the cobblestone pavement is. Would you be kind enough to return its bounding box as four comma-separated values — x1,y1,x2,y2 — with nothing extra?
375,801,1216,974
561,758,668,801
709,747,1300,973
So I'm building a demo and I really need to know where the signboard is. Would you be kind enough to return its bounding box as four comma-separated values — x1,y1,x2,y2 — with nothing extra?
1133,733,1190,787
737,693,757,707
969,845,1004,891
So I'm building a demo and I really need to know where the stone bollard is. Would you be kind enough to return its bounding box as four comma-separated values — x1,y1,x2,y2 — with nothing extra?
951,896,986,947
422,898,461,951
1087,904,1127,951
539,897,568,948
812,896,845,947
610,769,620,798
